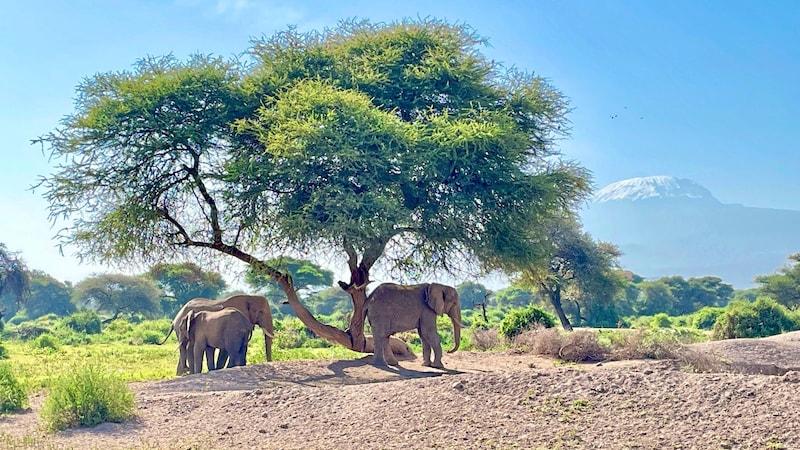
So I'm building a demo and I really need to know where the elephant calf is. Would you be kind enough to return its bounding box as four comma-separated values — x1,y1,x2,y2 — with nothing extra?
186,307,254,374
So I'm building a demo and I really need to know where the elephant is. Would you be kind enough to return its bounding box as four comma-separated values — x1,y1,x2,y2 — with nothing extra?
159,294,274,375
365,282,462,369
186,307,253,374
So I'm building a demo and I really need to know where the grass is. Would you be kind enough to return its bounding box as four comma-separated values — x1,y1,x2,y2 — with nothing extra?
2,333,366,395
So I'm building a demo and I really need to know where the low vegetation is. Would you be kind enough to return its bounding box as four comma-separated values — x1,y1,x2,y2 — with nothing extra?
40,365,135,432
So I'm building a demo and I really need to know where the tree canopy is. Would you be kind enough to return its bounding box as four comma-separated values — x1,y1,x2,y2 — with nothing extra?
72,274,162,321
146,262,227,317
519,216,622,330
21,271,75,319
0,243,30,310
756,253,800,309
36,19,591,351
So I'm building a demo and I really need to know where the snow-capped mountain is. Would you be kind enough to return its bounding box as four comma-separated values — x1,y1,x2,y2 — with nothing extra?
593,176,719,203
581,176,800,288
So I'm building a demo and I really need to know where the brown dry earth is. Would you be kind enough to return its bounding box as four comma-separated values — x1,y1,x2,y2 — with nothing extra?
2,332,800,450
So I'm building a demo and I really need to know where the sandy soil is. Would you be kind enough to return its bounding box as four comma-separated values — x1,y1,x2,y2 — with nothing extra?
2,332,800,450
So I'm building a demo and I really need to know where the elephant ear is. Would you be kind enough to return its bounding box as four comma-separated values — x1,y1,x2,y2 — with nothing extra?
425,284,446,315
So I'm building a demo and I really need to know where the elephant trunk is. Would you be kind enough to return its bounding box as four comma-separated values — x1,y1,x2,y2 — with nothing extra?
447,307,462,353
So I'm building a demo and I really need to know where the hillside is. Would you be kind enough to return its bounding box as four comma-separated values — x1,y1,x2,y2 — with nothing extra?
2,333,800,449
582,176,800,287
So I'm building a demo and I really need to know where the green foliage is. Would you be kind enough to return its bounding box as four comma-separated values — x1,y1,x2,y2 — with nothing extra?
0,243,30,309
756,253,800,309
273,317,315,349
492,285,538,310
711,297,800,340
499,305,556,339
21,271,75,319
62,311,102,334
72,275,162,319
650,313,673,329
37,21,589,344
0,362,27,413
40,365,135,431
33,334,60,351
692,307,725,330
146,262,227,318
456,281,491,311
245,257,333,294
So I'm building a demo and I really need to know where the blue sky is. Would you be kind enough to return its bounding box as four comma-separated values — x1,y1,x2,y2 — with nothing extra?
2,0,799,284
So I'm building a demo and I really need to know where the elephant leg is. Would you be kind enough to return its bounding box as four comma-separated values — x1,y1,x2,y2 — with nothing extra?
216,349,230,370
177,341,189,376
419,328,433,367
205,346,216,372
191,343,205,374
419,326,444,369
371,334,390,367
383,339,399,366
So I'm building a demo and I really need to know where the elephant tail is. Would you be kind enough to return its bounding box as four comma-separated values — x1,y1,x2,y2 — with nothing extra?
156,324,174,346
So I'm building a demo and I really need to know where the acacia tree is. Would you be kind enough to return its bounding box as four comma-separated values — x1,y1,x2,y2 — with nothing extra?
146,262,227,318
520,217,622,330
72,274,162,321
36,19,590,353
245,257,334,294
0,244,30,309
756,253,800,309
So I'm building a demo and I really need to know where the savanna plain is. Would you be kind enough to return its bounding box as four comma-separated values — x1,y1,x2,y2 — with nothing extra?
1,328,799,450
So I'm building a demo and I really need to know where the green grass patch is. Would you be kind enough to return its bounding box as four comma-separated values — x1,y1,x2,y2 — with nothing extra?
0,362,27,413
40,365,135,432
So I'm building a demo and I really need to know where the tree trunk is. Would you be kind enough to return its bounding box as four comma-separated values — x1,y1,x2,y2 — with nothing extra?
545,283,573,331
277,275,355,349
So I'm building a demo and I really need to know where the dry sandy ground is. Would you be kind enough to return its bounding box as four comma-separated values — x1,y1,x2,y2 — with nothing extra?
2,332,800,450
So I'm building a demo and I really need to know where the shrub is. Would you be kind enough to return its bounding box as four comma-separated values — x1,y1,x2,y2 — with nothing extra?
692,307,725,330
499,305,556,339
514,327,605,362
40,365,135,431
6,323,51,340
469,328,502,351
650,313,672,329
0,344,7,360
128,330,164,345
62,311,102,335
0,362,27,413
711,297,799,340
608,329,682,360
33,334,60,351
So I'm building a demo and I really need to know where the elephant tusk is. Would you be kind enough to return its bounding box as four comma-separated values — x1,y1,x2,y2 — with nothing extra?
262,328,274,339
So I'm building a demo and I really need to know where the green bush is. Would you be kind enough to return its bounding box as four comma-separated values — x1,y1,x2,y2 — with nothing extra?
0,362,27,413
40,365,135,431
650,313,672,329
499,305,555,339
711,297,799,340
33,334,60,351
0,343,7,360
6,323,51,340
62,311,102,335
128,330,164,345
692,307,725,330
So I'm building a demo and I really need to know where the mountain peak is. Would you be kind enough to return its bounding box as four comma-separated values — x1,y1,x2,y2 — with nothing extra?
594,176,719,203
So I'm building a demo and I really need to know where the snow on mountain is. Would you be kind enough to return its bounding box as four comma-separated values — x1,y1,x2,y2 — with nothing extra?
593,176,719,203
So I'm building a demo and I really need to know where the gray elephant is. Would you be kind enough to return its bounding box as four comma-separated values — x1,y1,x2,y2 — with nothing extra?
186,307,253,374
159,294,274,375
365,282,462,369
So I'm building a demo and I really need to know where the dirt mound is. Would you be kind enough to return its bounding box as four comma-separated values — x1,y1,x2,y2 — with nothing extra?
688,330,800,375
2,333,800,449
